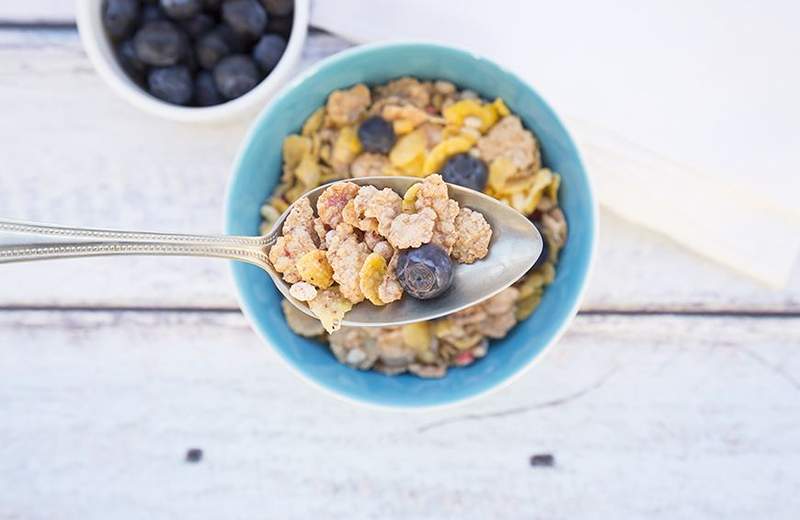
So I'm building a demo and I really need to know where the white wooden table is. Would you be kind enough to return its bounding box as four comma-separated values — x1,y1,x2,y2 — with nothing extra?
1,5,799,519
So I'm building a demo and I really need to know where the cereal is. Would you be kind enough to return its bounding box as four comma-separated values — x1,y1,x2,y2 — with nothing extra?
402,183,421,212
329,327,379,369
316,181,359,228
387,208,436,249
345,186,402,235
452,207,492,264
326,84,371,126
372,240,394,261
331,126,362,173
401,322,432,353
382,104,429,130
351,153,390,178
408,363,446,379
326,223,370,303
477,115,540,171
375,77,430,108
414,175,460,253
488,157,518,192
302,107,325,137
268,198,319,283
541,207,568,259
308,287,354,334
377,252,403,304
289,281,318,302
442,99,499,132
422,136,473,176
281,299,326,337
389,129,427,173
295,249,334,289
262,79,568,378
359,252,389,305
377,329,416,368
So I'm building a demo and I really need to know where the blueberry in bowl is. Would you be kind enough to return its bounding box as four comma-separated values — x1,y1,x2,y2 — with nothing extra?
77,0,308,121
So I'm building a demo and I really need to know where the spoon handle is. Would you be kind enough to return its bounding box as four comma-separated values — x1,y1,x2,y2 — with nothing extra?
0,219,275,267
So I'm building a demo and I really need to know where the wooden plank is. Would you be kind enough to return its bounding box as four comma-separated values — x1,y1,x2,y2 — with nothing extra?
0,311,798,518
0,1,72,24
0,29,797,312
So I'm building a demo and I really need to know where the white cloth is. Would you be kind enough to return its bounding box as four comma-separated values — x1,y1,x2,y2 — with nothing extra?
311,0,800,288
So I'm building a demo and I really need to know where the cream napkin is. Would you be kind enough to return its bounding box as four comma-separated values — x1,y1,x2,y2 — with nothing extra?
310,0,800,288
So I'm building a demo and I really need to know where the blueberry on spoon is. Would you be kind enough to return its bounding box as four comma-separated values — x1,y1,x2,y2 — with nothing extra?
396,244,454,300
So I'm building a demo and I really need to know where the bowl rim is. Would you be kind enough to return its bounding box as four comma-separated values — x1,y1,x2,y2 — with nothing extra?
75,0,310,123
224,40,599,411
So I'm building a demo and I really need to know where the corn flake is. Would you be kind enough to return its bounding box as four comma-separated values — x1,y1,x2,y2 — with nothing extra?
422,136,473,175
515,292,542,321
402,183,421,212
442,99,499,132
402,322,432,352
296,249,334,289
308,287,353,333
295,155,321,187
332,126,362,166
359,252,388,305
389,129,427,167
492,98,510,117
283,135,312,169
302,108,325,137
488,157,517,192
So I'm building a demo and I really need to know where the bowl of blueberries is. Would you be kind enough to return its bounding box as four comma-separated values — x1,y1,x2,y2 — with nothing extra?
77,0,308,122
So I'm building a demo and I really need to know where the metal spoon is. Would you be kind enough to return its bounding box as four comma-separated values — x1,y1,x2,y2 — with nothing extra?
0,177,542,327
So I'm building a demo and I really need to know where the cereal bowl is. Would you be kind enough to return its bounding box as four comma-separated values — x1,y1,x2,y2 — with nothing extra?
225,42,597,409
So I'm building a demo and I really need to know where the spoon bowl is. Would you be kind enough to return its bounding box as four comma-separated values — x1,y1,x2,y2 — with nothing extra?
269,177,542,327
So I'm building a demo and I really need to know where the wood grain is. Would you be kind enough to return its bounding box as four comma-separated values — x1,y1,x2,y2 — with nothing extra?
0,29,796,312
0,1,72,24
1,311,798,519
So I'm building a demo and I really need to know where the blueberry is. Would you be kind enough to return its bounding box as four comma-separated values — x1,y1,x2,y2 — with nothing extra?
142,4,165,22
133,20,188,66
259,0,293,17
195,27,231,69
396,244,454,300
203,0,222,11
252,34,286,72
221,23,253,52
160,0,202,19
265,14,293,38
116,39,146,84
195,70,223,106
213,55,261,99
148,65,194,105
222,0,268,40
441,153,488,192
102,0,140,40
180,13,215,38
357,116,396,154
182,45,198,71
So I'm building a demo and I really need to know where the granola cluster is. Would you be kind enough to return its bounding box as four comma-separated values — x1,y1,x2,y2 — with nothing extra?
269,175,492,332
261,77,568,378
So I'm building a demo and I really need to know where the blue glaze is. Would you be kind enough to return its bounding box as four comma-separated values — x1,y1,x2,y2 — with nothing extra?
225,42,597,409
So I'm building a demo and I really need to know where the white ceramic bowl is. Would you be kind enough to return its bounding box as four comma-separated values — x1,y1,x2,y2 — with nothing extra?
76,0,309,123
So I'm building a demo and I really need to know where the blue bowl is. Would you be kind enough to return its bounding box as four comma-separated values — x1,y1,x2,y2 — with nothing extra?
225,42,597,409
